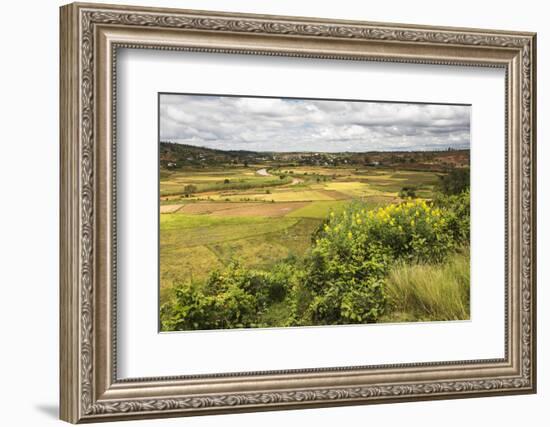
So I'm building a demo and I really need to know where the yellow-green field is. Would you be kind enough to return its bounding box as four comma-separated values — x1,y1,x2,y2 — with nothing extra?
159,165,441,303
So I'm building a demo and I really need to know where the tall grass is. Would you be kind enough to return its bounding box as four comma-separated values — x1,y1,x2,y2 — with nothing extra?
383,248,470,322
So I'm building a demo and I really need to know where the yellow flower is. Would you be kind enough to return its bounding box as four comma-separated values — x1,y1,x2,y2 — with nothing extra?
348,232,353,239
410,219,415,227
356,219,362,225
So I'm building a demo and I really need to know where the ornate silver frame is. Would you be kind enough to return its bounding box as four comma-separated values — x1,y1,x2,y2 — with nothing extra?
60,2,536,423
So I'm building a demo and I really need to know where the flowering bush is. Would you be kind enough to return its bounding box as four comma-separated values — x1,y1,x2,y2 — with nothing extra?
298,195,470,325
317,198,459,263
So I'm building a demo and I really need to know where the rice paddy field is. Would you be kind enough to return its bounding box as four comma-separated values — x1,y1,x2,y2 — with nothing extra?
159,164,442,303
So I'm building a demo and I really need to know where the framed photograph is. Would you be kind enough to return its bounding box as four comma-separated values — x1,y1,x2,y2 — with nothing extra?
60,2,537,423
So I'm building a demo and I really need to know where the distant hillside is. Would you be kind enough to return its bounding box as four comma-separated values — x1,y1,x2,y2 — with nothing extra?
160,141,469,172
160,142,267,168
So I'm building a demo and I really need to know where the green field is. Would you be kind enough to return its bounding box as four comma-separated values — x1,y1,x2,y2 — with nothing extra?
159,163,442,305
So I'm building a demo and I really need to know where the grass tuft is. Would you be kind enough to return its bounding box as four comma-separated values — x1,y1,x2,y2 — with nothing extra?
383,249,470,322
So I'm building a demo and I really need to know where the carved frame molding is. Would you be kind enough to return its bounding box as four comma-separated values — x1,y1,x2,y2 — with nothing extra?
60,2,536,423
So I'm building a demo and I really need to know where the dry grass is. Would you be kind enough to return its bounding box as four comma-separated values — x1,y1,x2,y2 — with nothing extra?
383,249,470,322
210,202,308,217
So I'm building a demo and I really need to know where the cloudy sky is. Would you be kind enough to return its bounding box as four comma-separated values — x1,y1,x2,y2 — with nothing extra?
159,94,470,152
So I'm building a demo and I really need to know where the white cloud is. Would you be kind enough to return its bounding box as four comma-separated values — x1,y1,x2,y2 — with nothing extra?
159,94,470,152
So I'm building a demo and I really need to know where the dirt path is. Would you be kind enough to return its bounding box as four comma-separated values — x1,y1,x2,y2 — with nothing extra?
160,204,185,214
256,168,271,176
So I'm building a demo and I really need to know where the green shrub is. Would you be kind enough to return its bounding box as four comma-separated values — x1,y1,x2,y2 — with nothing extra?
297,235,389,325
433,189,470,242
183,184,197,196
399,186,417,198
316,199,461,264
265,262,296,303
160,280,258,331
438,168,469,195
161,262,294,331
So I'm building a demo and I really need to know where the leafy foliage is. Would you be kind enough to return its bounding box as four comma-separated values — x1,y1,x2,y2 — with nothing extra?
438,168,469,195
161,262,293,331
433,189,470,242
398,186,417,198
183,184,197,196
